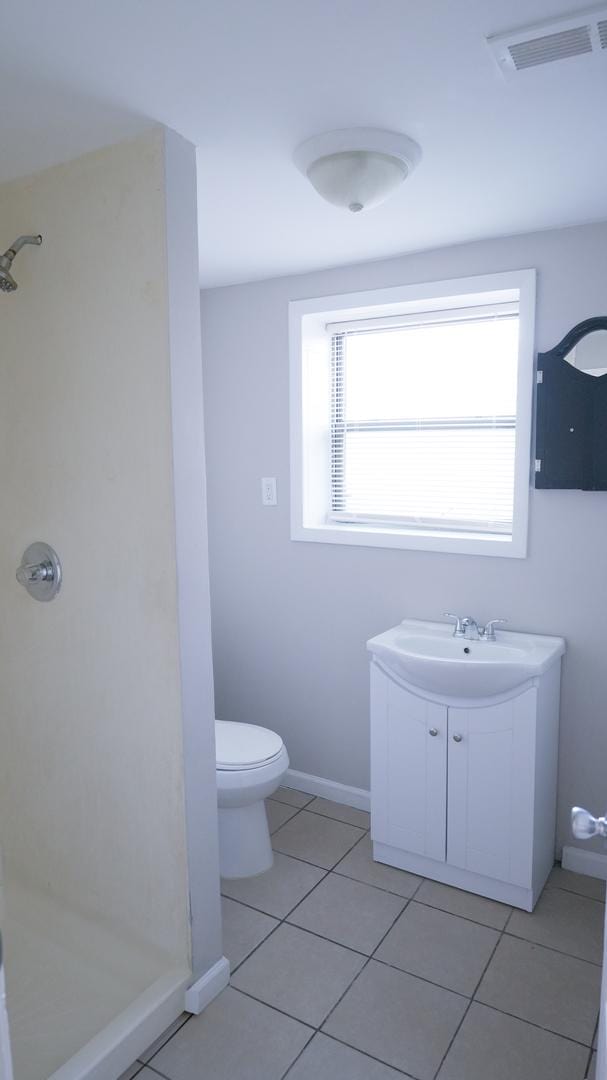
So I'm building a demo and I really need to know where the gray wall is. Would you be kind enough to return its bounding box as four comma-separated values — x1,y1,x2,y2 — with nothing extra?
201,221,607,853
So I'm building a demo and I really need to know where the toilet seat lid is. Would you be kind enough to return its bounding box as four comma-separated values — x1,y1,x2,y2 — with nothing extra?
215,721,284,770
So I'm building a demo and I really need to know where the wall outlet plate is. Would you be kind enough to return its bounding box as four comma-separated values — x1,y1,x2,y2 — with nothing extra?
261,477,277,505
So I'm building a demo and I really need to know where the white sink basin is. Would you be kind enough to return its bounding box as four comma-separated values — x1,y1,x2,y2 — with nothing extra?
367,619,565,698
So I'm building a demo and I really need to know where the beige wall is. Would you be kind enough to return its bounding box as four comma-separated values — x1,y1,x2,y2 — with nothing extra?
201,220,607,857
0,131,190,968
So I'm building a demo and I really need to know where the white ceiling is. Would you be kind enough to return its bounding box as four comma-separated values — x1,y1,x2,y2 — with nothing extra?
1,1,606,287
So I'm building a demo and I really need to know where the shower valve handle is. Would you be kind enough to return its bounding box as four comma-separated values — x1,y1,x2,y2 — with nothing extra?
15,542,62,601
16,561,53,586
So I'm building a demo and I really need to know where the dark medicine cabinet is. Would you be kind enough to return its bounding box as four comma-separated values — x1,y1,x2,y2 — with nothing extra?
535,318,607,489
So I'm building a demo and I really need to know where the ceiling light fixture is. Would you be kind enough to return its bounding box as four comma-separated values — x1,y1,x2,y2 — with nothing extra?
294,127,421,213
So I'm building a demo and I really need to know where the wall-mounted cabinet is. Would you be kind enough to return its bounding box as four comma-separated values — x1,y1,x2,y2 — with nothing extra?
370,657,562,911
535,317,607,489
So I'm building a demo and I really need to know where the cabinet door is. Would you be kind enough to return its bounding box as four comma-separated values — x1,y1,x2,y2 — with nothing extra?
371,663,447,862
447,689,536,886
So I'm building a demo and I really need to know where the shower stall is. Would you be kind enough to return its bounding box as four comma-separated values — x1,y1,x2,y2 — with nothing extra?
0,127,225,1079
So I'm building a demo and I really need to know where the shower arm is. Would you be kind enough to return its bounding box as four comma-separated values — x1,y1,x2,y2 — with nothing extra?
5,235,42,256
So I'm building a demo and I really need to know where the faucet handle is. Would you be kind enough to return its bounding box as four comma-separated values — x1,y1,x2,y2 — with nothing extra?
481,618,508,641
443,613,465,637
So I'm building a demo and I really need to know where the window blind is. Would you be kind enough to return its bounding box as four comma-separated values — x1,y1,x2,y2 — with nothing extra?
329,309,519,536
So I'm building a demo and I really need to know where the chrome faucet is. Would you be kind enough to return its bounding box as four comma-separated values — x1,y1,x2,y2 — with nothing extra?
444,614,508,641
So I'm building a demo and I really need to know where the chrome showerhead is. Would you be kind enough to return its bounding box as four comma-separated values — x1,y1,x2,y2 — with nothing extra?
0,267,17,293
0,234,42,293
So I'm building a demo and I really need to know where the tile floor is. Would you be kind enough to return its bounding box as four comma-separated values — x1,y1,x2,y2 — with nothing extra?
121,788,603,1080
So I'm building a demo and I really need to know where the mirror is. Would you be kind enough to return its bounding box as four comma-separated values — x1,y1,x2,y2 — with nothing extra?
564,329,607,377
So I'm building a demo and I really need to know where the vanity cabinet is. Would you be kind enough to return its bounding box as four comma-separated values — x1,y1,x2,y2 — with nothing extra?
370,658,562,911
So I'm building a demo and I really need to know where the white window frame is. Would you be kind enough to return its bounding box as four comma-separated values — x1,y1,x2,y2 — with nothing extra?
289,270,536,558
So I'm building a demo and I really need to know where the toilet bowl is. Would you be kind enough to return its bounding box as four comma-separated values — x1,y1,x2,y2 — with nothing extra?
216,720,289,879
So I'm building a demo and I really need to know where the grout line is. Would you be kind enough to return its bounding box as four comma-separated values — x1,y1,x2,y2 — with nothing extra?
299,803,371,825
591,1010,600,1049
231,983,318,1029
370,953,470,1002
402,895,510,933
469,1000,598,1050
431,908,506,1079
141,1065,172,1080
277,1028,317,1080
270,790,317,810
333,864,425,901
321,1031,418,1077
220,892,285,920
503,929,603,967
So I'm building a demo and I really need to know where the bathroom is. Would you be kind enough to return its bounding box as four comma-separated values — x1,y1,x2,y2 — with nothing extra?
1,2,607,1079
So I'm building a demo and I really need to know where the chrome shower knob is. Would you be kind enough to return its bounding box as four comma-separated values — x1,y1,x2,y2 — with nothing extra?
16,542,62,601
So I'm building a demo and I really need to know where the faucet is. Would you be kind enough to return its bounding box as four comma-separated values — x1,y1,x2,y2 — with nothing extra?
444,614,508,641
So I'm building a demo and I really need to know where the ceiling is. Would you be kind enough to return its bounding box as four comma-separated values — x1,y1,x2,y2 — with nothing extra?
1,1,606,288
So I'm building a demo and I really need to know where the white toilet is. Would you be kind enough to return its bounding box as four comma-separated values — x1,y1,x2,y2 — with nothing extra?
215,720,289,879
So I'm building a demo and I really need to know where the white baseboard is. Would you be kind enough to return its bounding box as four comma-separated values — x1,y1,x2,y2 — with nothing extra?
184,956,230,1015
51,969,191,1080
284,768,370,812
561,844,607,881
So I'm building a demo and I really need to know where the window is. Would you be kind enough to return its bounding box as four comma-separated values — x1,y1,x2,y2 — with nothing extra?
290,271,536,557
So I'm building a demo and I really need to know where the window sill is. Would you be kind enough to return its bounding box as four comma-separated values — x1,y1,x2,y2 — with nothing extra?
291,521,526,558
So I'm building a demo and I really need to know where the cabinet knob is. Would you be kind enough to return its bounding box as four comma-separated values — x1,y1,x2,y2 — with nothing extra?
452,733,463,743
429,728,438,737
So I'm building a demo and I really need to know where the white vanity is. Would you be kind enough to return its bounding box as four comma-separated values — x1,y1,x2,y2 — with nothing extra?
368,618,565,911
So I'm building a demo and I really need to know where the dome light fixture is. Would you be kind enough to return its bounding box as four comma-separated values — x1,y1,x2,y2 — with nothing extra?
294,127,421,213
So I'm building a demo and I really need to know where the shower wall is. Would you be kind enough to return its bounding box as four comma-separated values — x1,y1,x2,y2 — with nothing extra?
0,129,219,1072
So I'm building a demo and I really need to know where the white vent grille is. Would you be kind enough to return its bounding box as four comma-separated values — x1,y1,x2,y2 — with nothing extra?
508,26,592,69
488,7,607,78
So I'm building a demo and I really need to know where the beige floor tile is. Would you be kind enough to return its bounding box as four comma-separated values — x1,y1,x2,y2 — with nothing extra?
334,835,422,898
324,963,464,1080
272,810,365,869
548,866,606,903
286,1032,404,1079
221,896,278,970
150,986,311,1080
271,787,315,808
221,852,325,918
306,797,370,830
415,879,512,929
266,799,299,833
508,888,604,964
375,900,499,996
323,959,467,1079
437,1002,589,1080
231,922,365,1027
476,934,601,1045
138,1013,190,1063
288,872,405,954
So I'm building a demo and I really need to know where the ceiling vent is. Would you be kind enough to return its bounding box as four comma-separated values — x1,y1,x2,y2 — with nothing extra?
487,6,607,78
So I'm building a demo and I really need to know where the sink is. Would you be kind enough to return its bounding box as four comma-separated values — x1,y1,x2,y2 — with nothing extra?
367,619,565,698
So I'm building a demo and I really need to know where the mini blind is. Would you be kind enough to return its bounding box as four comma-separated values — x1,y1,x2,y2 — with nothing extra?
329,306,520,536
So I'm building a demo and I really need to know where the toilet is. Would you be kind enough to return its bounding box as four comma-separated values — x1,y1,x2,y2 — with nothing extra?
215,720,289,879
